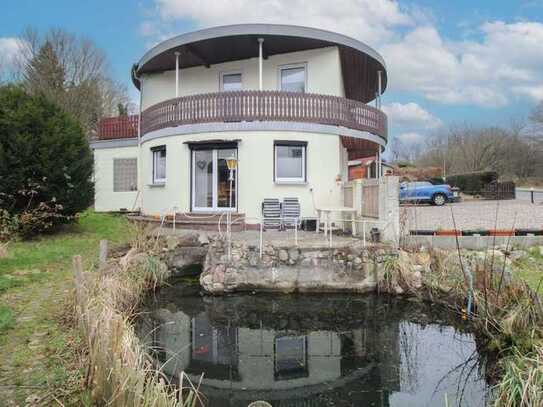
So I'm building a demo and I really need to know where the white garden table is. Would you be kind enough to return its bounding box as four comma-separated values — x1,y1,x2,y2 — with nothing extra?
316,207,357,237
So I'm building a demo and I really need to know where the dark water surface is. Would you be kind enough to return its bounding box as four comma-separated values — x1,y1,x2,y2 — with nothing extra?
138,281,491,407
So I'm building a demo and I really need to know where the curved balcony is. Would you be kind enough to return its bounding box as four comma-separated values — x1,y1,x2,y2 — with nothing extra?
141,91,387,142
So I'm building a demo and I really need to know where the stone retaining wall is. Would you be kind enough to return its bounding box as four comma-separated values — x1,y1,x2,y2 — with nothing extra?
199,237,397,294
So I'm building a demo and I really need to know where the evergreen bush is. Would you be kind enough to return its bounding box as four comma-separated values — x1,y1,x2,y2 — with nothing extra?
0,85,94,238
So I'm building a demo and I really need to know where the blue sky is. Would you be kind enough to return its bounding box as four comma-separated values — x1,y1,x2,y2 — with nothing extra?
2,0,543,147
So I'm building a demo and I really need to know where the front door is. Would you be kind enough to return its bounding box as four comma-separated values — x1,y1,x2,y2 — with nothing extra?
192,148,237,212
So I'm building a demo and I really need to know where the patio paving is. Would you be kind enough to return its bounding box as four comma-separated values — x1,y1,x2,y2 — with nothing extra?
402,200,543,231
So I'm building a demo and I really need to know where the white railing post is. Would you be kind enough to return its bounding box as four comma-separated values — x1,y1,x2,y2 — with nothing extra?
258,38,264,91
259,221,263,259
174,52,180,98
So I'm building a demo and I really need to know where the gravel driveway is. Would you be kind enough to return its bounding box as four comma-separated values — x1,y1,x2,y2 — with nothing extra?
402,200,543,231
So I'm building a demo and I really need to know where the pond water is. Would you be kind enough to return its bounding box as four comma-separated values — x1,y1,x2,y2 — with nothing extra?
138,281,491,407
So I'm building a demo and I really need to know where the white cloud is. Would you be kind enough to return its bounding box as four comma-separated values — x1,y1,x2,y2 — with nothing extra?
142,1,543,107
383,102,442,130
382,21,543,107
144,0,415,45
0,37,22,76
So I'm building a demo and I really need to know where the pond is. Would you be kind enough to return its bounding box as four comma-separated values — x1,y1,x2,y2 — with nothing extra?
138,280,492,407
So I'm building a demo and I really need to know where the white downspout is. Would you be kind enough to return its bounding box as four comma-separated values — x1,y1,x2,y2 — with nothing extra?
175,51,180,97
258,38,264,91
377,70,382,110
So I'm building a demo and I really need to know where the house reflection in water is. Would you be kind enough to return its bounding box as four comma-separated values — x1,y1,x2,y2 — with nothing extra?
140,306,401,406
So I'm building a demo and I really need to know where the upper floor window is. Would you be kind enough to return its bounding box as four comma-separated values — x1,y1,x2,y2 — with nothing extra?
280,64,306,93
152,146,166,184
274,141,307,183
221,72,242,91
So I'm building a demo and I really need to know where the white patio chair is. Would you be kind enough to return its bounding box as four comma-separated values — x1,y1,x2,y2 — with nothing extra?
262,198,281,230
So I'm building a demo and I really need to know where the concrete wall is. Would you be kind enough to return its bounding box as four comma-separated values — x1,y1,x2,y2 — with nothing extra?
141,46,344,110
350,176,400,245
138,131,345,220
93,146,139,212
404,235,543,250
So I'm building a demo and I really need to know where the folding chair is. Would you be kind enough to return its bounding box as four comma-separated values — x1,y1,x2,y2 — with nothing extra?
262,198,281,230
281,197,301,229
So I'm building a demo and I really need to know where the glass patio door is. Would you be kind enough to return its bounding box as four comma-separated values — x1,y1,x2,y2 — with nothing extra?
192,148,237,212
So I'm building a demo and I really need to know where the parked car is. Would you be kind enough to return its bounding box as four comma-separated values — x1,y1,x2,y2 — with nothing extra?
399,181,458,206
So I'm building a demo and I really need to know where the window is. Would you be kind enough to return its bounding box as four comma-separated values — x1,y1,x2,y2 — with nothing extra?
221,72,242,91
152,146,166,184
274,335,308,381
113,158,137,192
274,141,307,183
280,64,306,93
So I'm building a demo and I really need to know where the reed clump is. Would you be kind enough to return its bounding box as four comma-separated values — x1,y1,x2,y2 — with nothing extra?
73,242,202,406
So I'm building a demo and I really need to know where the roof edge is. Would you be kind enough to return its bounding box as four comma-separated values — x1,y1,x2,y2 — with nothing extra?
132,23,387,88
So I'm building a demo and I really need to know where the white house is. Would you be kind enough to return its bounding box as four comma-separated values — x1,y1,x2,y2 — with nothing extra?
91,24,388,225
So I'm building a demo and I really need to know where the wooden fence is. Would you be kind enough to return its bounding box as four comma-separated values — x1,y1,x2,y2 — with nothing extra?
361,182,380,218
481,181,516,200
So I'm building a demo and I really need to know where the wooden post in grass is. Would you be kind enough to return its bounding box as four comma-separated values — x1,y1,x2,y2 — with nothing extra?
99,239,109,269
73,255,83,304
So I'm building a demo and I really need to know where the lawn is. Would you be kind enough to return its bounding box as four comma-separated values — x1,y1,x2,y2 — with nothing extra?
513,247,543,295
0,211,134,406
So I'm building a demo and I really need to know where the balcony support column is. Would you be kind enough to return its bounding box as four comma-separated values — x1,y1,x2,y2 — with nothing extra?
175,51,180,97
377,70,382,109
258,38,264,91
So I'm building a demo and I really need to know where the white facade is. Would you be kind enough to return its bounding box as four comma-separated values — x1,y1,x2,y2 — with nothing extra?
141,46,344,110
94,145,139,212
139,131,347,219
92,24,388,223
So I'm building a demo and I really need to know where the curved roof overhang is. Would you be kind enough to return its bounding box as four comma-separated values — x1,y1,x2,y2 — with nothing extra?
131,24,387,104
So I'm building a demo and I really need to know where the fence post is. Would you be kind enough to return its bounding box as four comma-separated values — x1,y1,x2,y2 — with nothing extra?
99,240,108,269
73,255,84,304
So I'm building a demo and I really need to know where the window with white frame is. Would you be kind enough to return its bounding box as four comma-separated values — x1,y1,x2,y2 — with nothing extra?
152,146,166,184
274,141,306,183
221,72,242,91
279,64,306,93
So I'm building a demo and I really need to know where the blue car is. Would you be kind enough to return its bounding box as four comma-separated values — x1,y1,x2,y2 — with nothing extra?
400,181,457,206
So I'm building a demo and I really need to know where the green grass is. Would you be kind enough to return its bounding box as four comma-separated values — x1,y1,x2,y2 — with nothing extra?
513,247,543,294
0,210,134,405
0,305,14,333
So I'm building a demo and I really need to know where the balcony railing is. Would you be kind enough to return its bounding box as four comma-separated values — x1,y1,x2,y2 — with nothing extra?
140,91,387,140
98,115,139,140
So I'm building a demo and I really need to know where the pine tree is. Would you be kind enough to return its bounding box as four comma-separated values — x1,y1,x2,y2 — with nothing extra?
24,41,66,104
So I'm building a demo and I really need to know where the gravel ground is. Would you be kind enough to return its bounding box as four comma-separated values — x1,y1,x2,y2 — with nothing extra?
402,200,543,231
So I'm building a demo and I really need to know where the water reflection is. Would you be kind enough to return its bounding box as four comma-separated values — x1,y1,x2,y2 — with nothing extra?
139,286,490,407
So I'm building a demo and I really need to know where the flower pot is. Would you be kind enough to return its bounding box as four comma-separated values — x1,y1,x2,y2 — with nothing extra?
410,230,436,236
462,229,490,236
489,229,514,236
436,230,461,236
515,228,543,236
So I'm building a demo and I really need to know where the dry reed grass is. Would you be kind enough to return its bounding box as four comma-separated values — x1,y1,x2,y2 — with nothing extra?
73,241,203,406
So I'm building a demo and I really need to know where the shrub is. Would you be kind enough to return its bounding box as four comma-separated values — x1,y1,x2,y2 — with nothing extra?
0,85,93,237
446,171,498,195
0,208,17,242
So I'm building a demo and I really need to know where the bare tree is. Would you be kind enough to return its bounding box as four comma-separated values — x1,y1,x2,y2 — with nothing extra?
416,119,543,180
16,27,127,135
